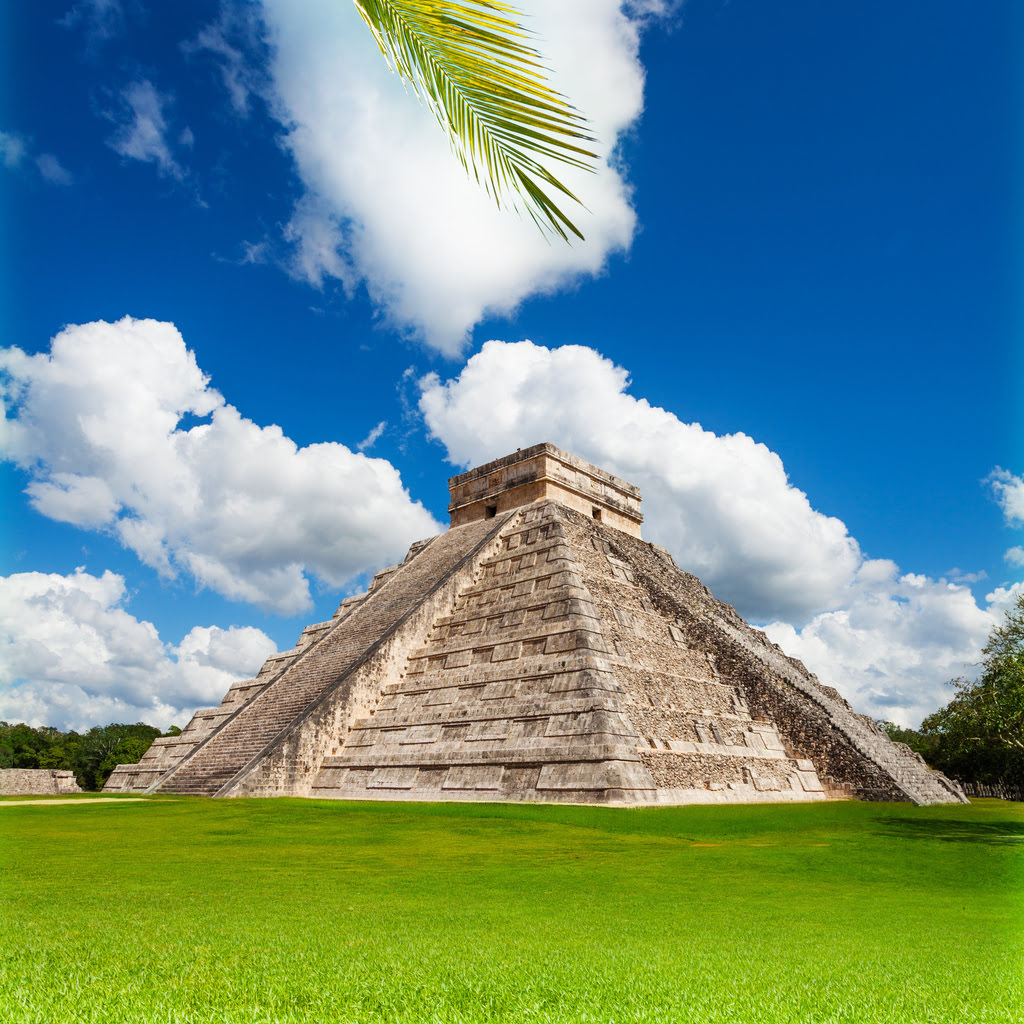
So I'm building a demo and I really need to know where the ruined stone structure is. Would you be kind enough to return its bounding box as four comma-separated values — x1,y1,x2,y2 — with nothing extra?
105,444,965,805
1,769,82,796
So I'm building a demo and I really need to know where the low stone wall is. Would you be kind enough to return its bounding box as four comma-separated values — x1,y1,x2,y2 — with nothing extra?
960,781,1023,802
0,768,83,795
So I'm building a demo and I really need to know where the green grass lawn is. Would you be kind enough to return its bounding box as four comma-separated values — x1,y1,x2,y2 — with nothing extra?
1,797,1021,1023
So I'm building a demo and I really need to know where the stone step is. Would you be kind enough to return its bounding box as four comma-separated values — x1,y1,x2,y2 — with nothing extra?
156,515,511,797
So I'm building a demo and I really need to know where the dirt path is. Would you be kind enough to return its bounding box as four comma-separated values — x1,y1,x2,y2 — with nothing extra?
0,797,155,807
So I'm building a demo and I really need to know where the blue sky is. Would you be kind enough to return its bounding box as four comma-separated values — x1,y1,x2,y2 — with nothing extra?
1,0,1021,731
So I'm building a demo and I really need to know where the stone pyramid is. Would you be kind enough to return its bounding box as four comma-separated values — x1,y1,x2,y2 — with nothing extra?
105,444,965,805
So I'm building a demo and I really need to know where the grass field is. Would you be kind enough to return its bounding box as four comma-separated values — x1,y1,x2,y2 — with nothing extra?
1,797,1021,1024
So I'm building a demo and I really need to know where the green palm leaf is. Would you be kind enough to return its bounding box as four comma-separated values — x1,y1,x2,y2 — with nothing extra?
352,0,598,241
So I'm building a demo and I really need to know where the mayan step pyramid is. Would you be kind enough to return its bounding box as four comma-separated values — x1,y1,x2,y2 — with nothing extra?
105,444,965,805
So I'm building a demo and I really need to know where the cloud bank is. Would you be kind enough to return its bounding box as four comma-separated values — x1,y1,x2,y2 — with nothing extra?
1,317,441,615
0,568,276,731
762,567,1004,725
419,339,1013,724
209,0,656,353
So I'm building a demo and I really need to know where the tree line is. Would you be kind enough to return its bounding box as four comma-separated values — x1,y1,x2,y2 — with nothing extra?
880,591,1024,792
0,721,180,791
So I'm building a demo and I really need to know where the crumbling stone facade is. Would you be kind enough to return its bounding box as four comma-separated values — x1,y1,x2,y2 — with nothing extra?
105,443,965,806
0,769,82,795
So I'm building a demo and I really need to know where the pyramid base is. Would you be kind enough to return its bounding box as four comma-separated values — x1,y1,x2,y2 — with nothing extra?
278,785,829,806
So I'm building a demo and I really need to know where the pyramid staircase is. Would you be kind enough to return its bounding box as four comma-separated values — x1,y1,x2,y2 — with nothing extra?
109,516,510,797
315,501,826,802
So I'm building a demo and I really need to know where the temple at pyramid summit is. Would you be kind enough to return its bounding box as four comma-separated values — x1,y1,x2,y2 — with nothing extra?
105,443,965,805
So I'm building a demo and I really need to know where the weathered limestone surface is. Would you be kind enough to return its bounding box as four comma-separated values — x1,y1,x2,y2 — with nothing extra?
449,443,643,536
227,516,515,797
313,501,825,804
0,769,82,795
314,502,660,803
119,516,511,798
104,445,965,806
592,521,966,805
103,677,273,793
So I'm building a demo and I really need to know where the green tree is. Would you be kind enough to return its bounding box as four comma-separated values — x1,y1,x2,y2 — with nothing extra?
0,724,15,768
0,721,175,789
920,591,1024,787
37,743,75,771
99,735,156,783
2,723,57,769
877,721,935,761
73,723,162,791
353,1,597,240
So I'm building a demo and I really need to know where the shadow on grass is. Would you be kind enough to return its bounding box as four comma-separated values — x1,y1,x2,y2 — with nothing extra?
876,817,1024,845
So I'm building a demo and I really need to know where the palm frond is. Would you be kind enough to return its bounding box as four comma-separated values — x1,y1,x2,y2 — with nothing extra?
352,0,598,241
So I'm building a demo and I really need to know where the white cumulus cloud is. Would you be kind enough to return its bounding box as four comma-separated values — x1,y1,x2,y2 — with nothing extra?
419,338,1008,724
1,317,441,615
762,566,1006,728
420,339,861,623
238,0,656,353
0,568,276,731
988,467,1024,526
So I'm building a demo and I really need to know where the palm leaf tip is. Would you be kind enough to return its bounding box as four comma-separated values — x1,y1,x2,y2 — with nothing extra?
353,0,598,241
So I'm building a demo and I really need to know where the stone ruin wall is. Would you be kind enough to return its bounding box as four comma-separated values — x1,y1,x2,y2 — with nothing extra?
0,768,83,796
